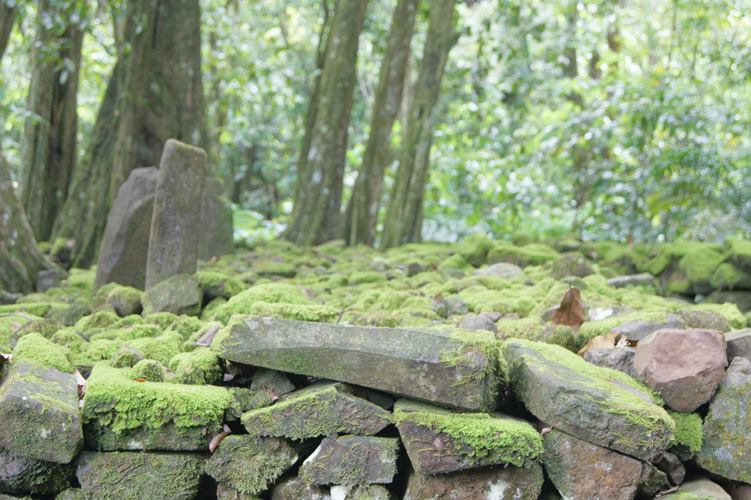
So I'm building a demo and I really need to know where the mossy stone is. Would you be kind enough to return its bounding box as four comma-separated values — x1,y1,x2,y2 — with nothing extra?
12,332,73,373
457,233,496,267
141,274,202,317
129,359,164,382
168,348,222,385
112,345,145,368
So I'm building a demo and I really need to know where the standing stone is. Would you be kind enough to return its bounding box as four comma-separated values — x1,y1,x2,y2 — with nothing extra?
633,328,727,412
696,356,751,483
94,167,158,291
299,436,398,486
543,430,666,500
394,399,542,474
0,361,82,464
403,463,544,500
199,177,234,260
145,139,206,289
214,317,500,412
76,451,203,500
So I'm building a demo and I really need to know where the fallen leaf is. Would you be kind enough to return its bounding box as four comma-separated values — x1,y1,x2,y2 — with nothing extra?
209,424,232,453
541,427,553,437
73,369,88,399
577,331,620,356
552,287,586,335
134,378,148,382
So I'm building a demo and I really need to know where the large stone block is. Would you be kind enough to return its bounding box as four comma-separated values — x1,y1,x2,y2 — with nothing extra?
299,436,398,486
0,361,82,463
94,167,158,291
501,339,674,461
199,177,234,260
214,317,500,411
145,139,206,289
76,451,203,500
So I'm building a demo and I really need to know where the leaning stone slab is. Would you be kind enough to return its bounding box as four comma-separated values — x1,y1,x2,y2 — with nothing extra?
76,451,203,500
81,364,231,451
501,339,674,461
0,447,75,495
242,381,391,440
696,356,751,483
214,317,500,411
299,436,398,486
198,177,234,261
394,399,541,474
205,435,298,496
543,429,667,500
403,462,544,500
0,361,82,463
726,329,751,361
145,139,206,289
94,167,158,291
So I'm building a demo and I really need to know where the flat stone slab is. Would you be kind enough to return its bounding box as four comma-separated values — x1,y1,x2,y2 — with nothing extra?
543,429,666,500
501,339,674,461
696,356,751,483
0,360,82,463
81,364,230,451
76,451,203,500
299,436,398,486
403,463,544,500
242,381,391,440
214,317,500,411
394,399,542,474
205,435,298,496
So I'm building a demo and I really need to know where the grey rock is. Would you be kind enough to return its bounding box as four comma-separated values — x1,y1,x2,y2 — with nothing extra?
551,252,595,279
677,309,732,333
0,448,75,495
659,477,732,500
141,274,202,316
726,329,751,361
145,139,206,289
610,313,685,342
444,296,469,316
583,347,638,378
543,430,667,500
106,285,143,317
696,356,751,482
94,167,158,291
458,314,498,335
655,451,685,486
473,262,523,279
707,290,751,313
299,436,398,486
76,451,203,500
215,317,500,412
502,339,674,461
0,361,82,463
608,273,657,289
217,483,263,500
250,369,296,397
36,269,63,293
403,463,543,500
198,177,234,261
270,476,331,500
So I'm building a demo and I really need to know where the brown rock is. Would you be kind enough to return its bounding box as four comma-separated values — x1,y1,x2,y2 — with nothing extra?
633,328,728,412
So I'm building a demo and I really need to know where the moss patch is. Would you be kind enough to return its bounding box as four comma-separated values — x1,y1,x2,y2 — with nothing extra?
666,410,703,454
12,332,74,373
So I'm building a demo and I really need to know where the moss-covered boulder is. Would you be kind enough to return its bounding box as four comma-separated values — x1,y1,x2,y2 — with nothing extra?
76,451,203,500
209,283,316,324
550,252,595,279
204,435,298,496
127,332,183,364
141,274,202,316
105,286,143,317
0,361,82,463
725,237,751,271
501,339,674,461
129,359,165,382
12,333,73,373
394,399,542,474
488,243,559,267
457,233,496,267
168,348,223,385
196,271,247,301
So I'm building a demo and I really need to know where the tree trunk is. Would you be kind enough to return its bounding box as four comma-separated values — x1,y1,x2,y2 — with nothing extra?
51,0,207,268
0,2,16,62
340,0,420,247
283,0,370,246
380,0,458,249
21,0,85,242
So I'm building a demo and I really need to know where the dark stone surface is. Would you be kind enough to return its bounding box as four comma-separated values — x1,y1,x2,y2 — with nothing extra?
299,436,398,486
198,177,234,261
0,447,75,495
141,274,202,316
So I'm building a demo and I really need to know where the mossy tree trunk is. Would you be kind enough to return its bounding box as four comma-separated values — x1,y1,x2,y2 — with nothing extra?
380,0,458,249
20,0,85,242
51,0,207,268
0,1,16,62
283,0,370,246
340,0,420,247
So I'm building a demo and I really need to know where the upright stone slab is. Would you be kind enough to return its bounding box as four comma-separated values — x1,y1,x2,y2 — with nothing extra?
0,361,82,463
145,139,206,289
214,317,500,411
199,177,234,260
94,167,158,291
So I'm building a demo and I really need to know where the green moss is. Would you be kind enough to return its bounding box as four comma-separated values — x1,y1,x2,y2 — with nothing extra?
0,302,67,317
89,324,162,342
128,332,184,364
438,253,472,271
85,339,124,361
129,359,165,382
168,348,222,385
348,271,387,285
12,333,74,373
165,315,205,341
496,317,546,339
666,410,703,454
393,402,542,466
488,243,559,267
195,271,248,299
252,260,298,278
577,312,671,347
112,345,144,368
50,328,89,354
725,237,751,270
82,363,231,431
710,263,751,291
686,303,746,329
74,311,119,335
212,283,314,324
144,312,179,329
248,301,339,323
111,314,145,329
200,297,227,321
457,232,496,267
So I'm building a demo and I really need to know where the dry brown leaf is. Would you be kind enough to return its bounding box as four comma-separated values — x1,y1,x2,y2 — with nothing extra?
551,287,586,334
73,369,88,399
577,331,620,356
134,378,148,382
209,424,232,453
